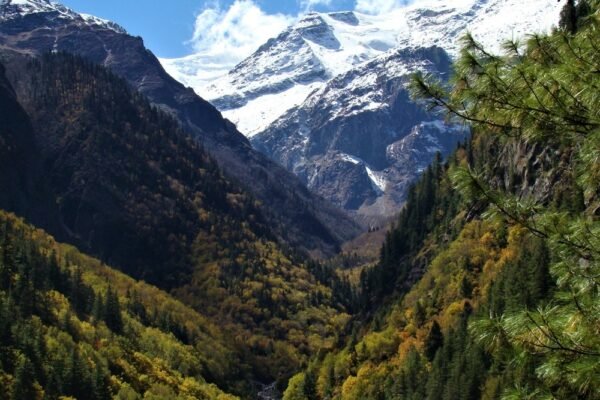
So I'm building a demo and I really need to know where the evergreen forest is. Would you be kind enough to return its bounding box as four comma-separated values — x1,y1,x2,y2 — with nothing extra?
0,0,598,399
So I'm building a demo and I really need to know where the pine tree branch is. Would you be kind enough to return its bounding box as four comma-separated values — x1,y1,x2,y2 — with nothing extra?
522,311,600,356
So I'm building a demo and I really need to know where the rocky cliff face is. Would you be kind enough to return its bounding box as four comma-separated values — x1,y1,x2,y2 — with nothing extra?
253,46,468,224
0,0,360,255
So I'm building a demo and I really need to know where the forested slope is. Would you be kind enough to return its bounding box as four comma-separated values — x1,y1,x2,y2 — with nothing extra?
0,210,240,399
283,2,600,399
0,52,353,391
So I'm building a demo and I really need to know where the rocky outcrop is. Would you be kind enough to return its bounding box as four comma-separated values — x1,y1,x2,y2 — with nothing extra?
253,47,469,224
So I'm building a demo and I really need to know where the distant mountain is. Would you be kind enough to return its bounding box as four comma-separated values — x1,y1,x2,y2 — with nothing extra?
0,0,360,256
164,0,560,137
163,10,406,137
163,0,560,224
0,0,126,32
252,46,468,224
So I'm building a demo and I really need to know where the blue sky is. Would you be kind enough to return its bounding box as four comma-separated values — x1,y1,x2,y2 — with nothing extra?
59,0,411,58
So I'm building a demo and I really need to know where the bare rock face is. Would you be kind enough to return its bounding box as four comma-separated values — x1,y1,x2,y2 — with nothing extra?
0,0,360,255
253,46,469,225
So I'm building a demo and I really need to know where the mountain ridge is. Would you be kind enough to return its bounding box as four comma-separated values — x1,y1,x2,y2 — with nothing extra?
0,0,360,256
162,0,560,225
163,0,561,137
0,0,127,33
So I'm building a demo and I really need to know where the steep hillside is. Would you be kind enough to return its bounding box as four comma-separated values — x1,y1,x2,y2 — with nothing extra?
0,53,353,389
0,0,360,257
0,61,45,220
282,2,600,399
1,51,265,288
0,210,240,399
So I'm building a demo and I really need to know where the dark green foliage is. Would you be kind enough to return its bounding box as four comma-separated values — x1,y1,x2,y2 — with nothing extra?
424,321,444,361
65,347,89,399
103,286,123,334
559,0,594,33
304,368,318,400
413,301,426,328
487,236,552,315
126,289,147,324
360,151,464,308
69,268,95,317
559,0,578,33
576,0,594,18
11,356,37,400
373,309,488,400
307,260,359,312
384,347,426,400
434,314,487,400
0,218,109,399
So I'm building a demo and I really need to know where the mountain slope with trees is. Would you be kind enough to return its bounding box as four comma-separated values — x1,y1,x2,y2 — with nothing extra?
0,210,240,399
0,0,360,257
282,1,600,399
0,52,354,392
0,1,598,399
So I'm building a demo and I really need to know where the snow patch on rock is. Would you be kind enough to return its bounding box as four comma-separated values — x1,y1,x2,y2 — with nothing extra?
0,0,126,33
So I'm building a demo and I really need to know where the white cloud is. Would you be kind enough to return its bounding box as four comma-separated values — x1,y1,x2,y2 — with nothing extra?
187,0,294,72
172,0,416,83
355,0,412,14
300,0,334,12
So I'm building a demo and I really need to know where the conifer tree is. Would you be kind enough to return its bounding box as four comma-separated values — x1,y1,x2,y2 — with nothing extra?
411,8,600,397
303,368,317,400
414,300,426,327
559,0,578,33
14,253,34,317
92,292,105,323
104,285,123,334
11,355,36,400
424,321,444,361
66,347,89,399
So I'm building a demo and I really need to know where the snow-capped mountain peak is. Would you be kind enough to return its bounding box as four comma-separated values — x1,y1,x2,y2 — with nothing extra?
2,0,51,9
161,8,409,137
0,0,126,34
162,0,560,138
162,0,560,222
392,0,560,56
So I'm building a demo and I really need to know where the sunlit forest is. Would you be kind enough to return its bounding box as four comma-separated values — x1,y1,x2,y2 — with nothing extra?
0,0,598,399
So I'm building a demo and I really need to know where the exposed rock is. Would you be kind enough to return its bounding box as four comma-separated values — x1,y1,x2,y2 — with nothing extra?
253,47,469,225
